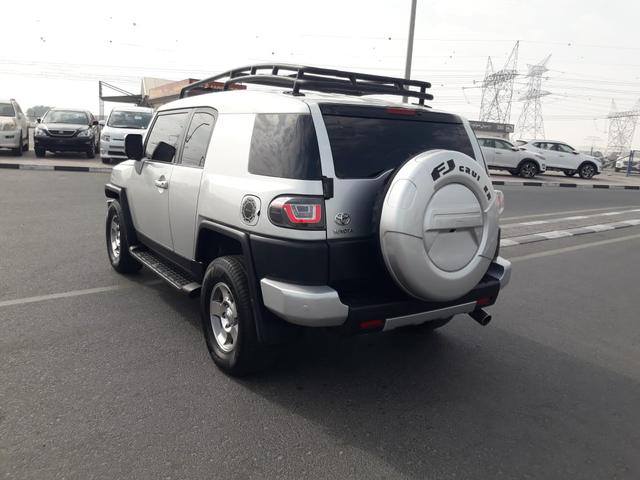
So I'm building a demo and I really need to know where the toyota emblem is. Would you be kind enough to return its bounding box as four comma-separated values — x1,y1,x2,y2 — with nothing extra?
334,213,351,226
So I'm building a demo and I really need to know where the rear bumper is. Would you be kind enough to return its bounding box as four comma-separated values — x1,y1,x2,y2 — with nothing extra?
260,257,512,329
0,130,21,148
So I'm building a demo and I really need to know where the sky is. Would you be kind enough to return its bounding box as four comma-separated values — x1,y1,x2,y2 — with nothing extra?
3,0,640,151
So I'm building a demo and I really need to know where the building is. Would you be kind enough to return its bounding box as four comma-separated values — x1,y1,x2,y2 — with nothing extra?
468,120,514,140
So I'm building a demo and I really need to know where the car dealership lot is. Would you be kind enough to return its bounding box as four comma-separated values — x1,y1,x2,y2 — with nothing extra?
1,170,640,479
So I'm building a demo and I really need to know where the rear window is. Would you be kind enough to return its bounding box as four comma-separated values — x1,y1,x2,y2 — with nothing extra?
248,114,322,180
323,115,476,179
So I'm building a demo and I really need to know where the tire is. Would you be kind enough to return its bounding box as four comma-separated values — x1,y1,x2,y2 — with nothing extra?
564,170,577,177
508,169,519,176
614,168,620,173
12,134,23,156
95,141,100,154
101,157,111,165
35,147,46,158
201,255,273,376
518,160,538,178
86,147,96,159
578,163,596,180
393,316,452,333
106,200,141,274
22,135,29,152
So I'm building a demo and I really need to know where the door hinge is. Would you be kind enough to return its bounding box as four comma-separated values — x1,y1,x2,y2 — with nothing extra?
322,176,334,199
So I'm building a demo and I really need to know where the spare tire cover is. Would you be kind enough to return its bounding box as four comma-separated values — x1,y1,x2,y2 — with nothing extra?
379,150,499,302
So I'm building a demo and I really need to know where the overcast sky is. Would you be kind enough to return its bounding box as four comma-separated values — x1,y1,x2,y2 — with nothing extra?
3,0,640,150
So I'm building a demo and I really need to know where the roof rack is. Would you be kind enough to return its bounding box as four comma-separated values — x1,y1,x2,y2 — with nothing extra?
179,64,433,105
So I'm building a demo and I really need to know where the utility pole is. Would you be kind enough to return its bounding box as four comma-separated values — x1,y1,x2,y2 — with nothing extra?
515,54,552,140
479,41,519,123
403,0,417,103
606,99,640,157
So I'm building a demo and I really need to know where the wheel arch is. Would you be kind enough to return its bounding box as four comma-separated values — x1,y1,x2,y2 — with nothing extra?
578,160,597,170
518,157,541,172
105,184,138,245
196,220,295,346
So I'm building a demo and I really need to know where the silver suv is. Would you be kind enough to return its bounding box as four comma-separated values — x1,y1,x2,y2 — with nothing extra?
0,99,29,156
104,65,511,375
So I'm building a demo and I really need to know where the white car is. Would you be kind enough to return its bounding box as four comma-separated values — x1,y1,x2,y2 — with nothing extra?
0,99,30,156
516,140,602,179
100,106,153,164
477,137,546,178
614,154,639,173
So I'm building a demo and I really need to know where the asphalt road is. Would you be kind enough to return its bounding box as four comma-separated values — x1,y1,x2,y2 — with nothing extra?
1,170,640,479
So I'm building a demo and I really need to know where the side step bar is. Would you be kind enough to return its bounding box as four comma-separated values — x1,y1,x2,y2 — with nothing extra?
129,246,201,296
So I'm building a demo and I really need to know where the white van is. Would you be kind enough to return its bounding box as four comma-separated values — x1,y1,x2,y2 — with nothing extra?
100,106,153,164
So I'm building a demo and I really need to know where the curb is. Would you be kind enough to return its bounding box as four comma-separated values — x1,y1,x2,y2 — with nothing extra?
492,180,640,190
500,219,640,247
0,163,111,173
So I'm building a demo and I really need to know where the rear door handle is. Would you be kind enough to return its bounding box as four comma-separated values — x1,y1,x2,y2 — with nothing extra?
154,179,169,189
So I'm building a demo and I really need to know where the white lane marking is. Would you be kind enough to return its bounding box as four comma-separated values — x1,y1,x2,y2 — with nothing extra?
508,233,640,263
538,230,574,239
585,224,615,232
500,239,520,247
502,208,640,228
519,220,549,226
0,280,163,309
625,219,640,225
501,205,640,222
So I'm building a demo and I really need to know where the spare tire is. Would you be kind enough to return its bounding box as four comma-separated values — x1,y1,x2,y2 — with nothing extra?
379,150,499,302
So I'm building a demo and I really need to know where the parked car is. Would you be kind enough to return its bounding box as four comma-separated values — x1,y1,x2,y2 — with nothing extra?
100,106,154,164
34,108,100,158
0,99,30,156
614,154,639,173
104,64,511,376
517,140,602,179
477,136,546,178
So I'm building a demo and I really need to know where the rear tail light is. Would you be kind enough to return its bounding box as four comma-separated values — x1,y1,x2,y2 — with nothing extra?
476,297,492,307
359,319,385,330
268,195,325,230
385,107,417,116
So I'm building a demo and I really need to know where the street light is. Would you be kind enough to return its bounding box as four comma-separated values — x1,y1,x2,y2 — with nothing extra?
403,0,418,103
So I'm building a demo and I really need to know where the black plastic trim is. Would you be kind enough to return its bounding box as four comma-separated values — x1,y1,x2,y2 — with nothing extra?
249,234,328,286
136,232,200,280
197,220,297,345
340,275,501,334
104,184,137,245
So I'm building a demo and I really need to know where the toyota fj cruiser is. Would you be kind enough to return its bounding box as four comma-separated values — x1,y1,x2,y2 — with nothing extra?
104,64,511,376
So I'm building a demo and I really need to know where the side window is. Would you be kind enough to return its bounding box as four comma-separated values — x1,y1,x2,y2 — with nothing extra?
145,112,189,163
495,140,510,150
558,144,574,153
181,111,216,167
248,113,322,180
534,142,547,150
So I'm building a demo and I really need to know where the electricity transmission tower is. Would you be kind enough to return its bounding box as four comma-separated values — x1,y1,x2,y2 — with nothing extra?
515,54,551,140
479,41,519,123
605,99,640,156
